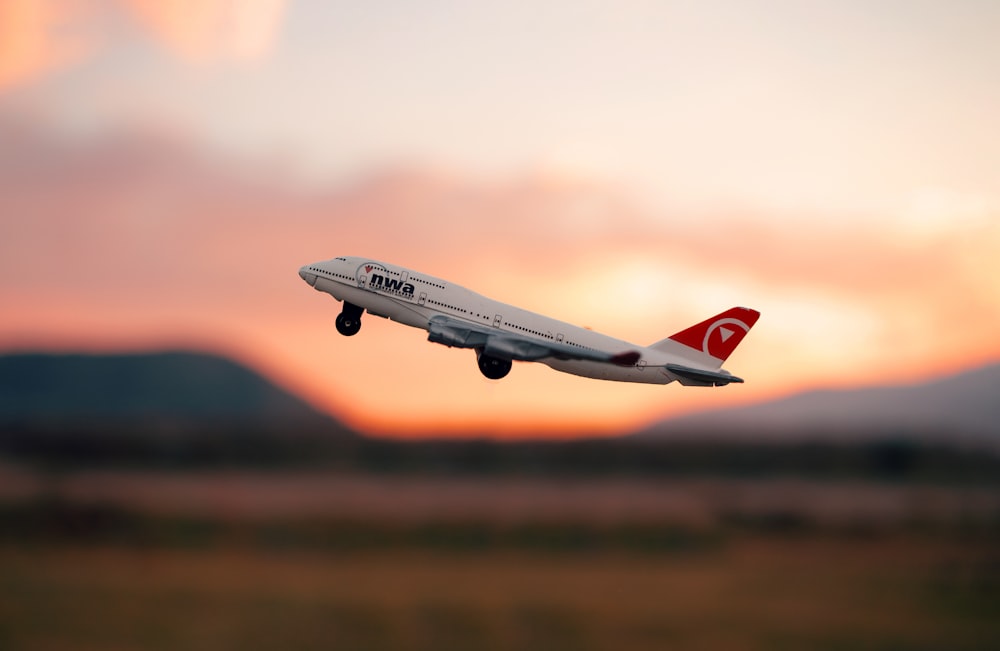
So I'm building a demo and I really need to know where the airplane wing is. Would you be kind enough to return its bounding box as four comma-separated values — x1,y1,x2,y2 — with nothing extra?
427,315,640,366
664,363,744,387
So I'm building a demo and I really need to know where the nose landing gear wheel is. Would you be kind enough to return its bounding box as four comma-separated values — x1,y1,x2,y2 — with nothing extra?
335,302,363,336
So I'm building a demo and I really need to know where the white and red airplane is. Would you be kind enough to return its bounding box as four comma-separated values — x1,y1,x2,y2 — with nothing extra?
299,256,759,385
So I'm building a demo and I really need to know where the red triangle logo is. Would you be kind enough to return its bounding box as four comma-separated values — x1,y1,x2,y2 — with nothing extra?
365,265,373,272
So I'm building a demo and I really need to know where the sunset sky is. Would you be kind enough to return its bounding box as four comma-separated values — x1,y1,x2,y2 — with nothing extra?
1,0,998,436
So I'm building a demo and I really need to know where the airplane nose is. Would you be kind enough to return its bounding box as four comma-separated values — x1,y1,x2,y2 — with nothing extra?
298,265,317,286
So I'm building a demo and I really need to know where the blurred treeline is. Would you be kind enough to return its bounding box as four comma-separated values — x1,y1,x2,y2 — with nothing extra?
3,423,999,483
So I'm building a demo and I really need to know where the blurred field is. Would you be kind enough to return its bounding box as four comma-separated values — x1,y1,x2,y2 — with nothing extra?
2,536,998,651
0,461,998,650
3,465,1000,527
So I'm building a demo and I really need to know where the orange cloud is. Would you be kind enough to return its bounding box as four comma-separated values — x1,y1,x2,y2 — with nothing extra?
1,116,997,436
0,0,92,89
125,0,288,62
0,0,287,90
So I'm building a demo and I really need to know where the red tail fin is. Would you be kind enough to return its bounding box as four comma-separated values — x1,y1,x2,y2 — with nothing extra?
666,307,760,363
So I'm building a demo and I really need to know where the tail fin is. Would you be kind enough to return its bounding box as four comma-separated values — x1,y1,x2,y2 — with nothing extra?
650,307,760,367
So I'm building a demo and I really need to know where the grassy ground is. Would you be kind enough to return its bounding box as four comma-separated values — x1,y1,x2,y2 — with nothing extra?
1,535,998,651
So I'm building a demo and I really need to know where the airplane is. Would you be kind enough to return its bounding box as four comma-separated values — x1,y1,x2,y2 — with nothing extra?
299,256,759,386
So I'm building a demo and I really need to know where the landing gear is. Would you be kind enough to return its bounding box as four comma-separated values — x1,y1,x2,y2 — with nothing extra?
477,351,512,380
335,302,363,336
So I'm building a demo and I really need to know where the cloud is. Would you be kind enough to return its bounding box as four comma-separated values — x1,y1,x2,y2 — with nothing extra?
0,0,288,90
2,112,996,336
125,0,288,63
0,0,93,89
1,115,997,433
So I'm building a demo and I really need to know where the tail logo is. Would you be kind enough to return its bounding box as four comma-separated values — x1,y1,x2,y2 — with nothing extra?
703,318,750,359
662,307,759,362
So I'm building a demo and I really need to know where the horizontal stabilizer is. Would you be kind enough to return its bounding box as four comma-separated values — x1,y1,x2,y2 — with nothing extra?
665,363,744,387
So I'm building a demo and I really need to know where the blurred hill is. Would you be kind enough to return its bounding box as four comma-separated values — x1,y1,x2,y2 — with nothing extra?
0,351,338,430
0,351,356,466
641,362,1000,444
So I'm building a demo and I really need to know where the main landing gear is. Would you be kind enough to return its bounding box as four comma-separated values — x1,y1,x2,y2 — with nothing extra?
477,351,512,380
335,302,363,336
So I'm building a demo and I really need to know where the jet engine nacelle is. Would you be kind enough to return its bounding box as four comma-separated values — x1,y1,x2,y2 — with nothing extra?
427,319,489,348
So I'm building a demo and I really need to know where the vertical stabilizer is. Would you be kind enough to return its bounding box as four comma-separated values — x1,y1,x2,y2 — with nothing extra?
650,307,760,367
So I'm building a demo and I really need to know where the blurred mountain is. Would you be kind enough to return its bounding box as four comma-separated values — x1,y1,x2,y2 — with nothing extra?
639,363,1000,443
0,351,344,433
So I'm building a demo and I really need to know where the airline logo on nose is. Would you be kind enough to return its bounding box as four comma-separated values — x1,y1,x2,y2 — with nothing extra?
357,263,415,297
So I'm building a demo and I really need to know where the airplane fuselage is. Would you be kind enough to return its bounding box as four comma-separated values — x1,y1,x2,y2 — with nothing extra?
300,256,758,385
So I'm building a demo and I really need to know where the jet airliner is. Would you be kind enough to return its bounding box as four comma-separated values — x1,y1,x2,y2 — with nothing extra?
299,256,759,385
